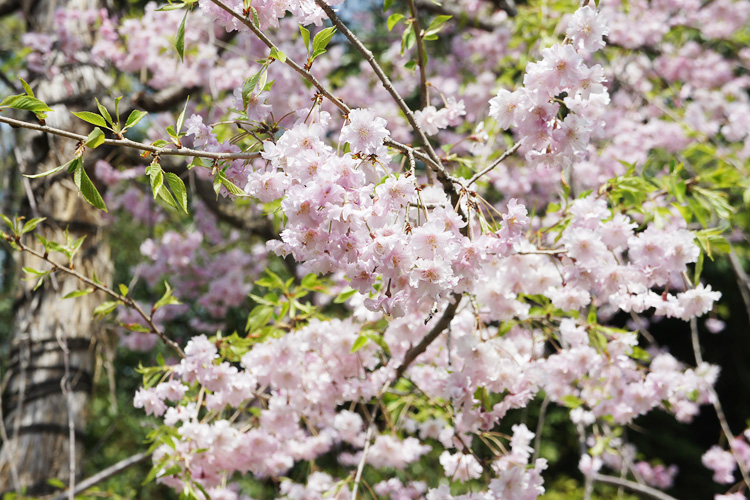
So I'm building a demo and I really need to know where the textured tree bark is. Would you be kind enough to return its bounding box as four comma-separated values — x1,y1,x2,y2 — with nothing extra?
0,0,112,494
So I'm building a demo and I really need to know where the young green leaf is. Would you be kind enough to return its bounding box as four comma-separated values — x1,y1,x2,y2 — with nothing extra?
19,77,34,97
165,172,188,212
312,27,336,56
21,217,45,234
95,97,113,126
0,95,53,113
71,111,107,128
94,301,120,317
300,25,311,52
124,109,148,130
350,334,370,353
176,96,190,134
63,289,94,299
176,10,188,61
85,127,106,148
424,14,452,37
23,159,74,179
154,281,181,310
73,162,108,212
387,13,404,31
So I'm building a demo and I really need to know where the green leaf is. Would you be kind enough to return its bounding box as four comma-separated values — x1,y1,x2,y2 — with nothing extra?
383,0,393,11
350,334,370,353
47,478,65,489
71,111,107,127
22,266,47,277
154,282,181,310
560,394,583,409
95,97,113,126
312,27,336,56
125,109,148,130
401,24,416,54
165,172,188,212
73,162,108,212
693,249,705,283
387,13,404,31
157,185,179,209
300,25,311,52
0,94,53,113
114,96,123,124
246,304,275,332
176,96,190,134
94,301,120,317
19,77,34,98
23,160,68,179
21,217,45,234
151,170,164,199
269,47,287,62
84,127,106,148
334,287,357,303
242,71,263,107
119,283,129,296
156,2,187,10
424,14,452,37
63,289,94,299
176,10,188,61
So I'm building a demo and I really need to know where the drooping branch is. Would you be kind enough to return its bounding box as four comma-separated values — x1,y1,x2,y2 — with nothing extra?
206,0,448,176
467,140,522,186
50,452,149,500
0,115,260,162
592,474,679,500
314,0,444,169
6,235,185,357
393,293,462,381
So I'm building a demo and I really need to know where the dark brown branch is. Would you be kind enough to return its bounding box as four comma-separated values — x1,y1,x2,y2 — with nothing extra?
393,294,461,380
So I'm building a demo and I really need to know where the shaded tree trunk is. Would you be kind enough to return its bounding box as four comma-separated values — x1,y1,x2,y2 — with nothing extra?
0,0,113,493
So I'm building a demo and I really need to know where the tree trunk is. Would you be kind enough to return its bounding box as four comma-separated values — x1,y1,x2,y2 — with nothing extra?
0,0,112,494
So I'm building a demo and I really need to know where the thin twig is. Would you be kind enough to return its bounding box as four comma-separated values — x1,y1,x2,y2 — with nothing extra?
0,115,260,161
10,237,185,357
207,0,444,176
393,294,461,381
314,0,445,171
592,474,680,500
51,452,150,500
728,247,750,329
690,318,750,491
350,407,378,500
467,140,522,186
406,0,429,109
532,394,549,462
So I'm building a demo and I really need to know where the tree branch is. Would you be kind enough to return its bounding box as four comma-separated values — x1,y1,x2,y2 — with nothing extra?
314,0,444,170
407,0,429,109
467,140,522,186
393,294,461,381
51,452,149,500
8,235,185,357
0,115,260,162
592,474,679,500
